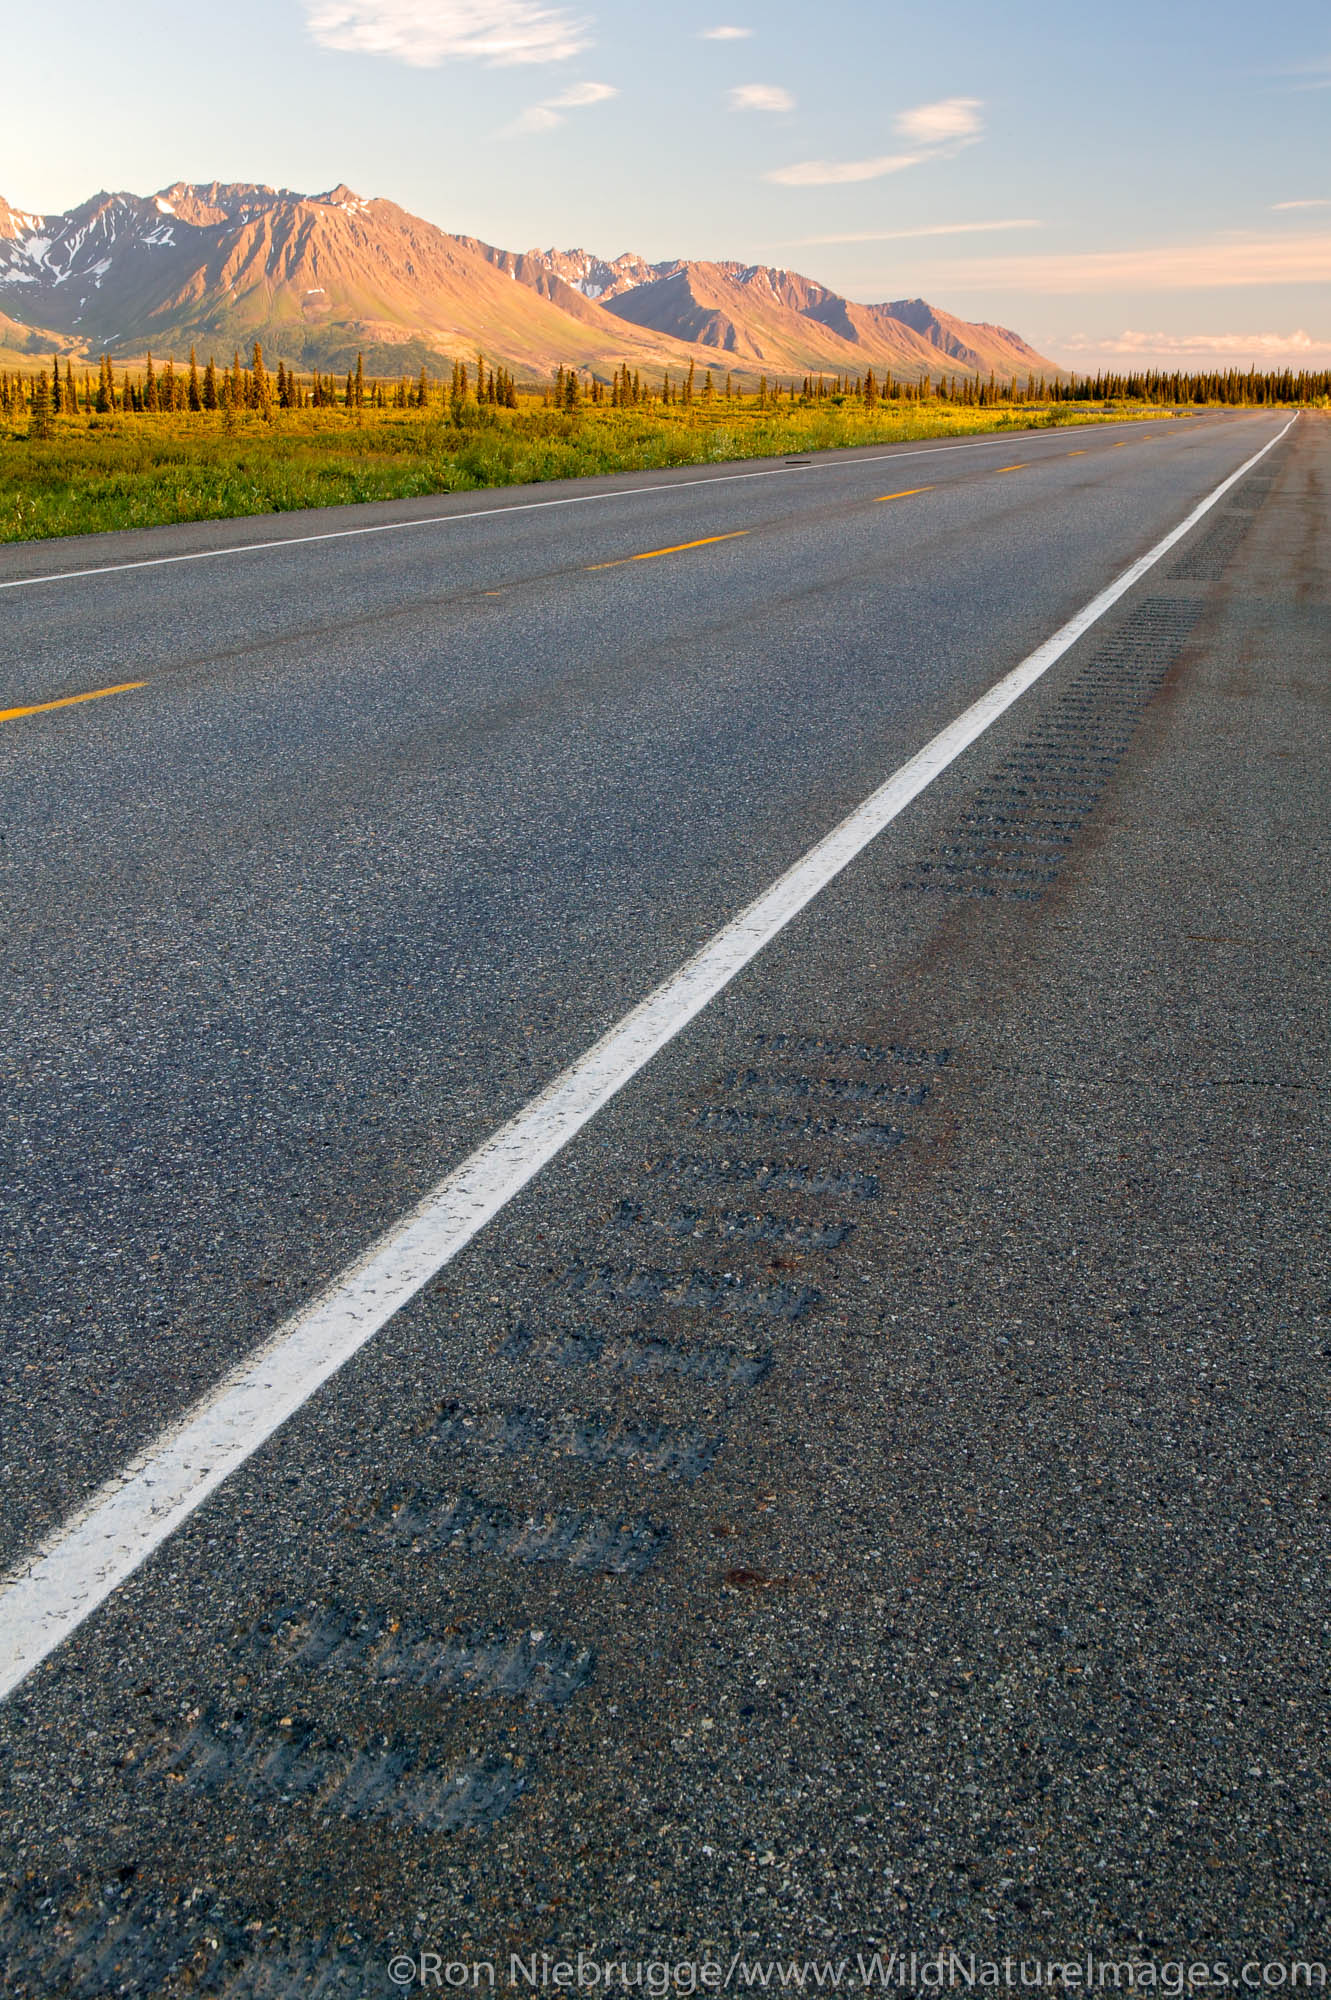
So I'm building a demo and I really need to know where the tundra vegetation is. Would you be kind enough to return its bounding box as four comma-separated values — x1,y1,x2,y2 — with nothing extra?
1,345,1322,545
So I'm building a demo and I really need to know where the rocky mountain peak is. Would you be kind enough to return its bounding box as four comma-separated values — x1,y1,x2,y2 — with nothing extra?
0,178,1057,385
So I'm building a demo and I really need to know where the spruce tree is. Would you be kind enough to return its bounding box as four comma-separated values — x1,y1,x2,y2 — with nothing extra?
251,342,271,414
30,368,54,438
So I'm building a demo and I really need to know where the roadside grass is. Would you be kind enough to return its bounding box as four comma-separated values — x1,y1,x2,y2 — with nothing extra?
0,398,1174,545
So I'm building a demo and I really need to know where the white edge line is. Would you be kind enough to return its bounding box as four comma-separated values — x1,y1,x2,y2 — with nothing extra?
0,414,1295,1703
0,414,1229,594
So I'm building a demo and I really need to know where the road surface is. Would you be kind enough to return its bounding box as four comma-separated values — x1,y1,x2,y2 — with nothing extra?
0,412,1326,1988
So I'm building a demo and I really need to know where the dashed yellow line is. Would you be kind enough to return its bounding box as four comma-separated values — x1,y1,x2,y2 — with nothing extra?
0,680,147,725
996,463,1030,473
875,486,935,502
587,530,749,571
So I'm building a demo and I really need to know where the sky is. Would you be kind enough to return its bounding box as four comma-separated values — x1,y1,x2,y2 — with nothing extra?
2,0,1328,370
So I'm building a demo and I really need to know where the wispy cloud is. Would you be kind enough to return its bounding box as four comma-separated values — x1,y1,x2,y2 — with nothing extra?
784,218,1041,246
551,78,614,103
767,95,983,189
1063,328,1331,359
894,96,983,144
701,24,752,37
767,151,928,187
1274,55,1331,90
304,0,590,67
729,82,793,112
501,76,616,134
930,233,1331,292
1272,197,1329,210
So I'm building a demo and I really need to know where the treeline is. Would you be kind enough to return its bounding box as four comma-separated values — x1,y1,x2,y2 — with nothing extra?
0,344,523,433
553,360,1025,409
3,342,1329,435
552,359,1331,410
1051,366,1328,406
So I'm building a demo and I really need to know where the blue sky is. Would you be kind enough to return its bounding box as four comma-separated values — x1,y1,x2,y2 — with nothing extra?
3,0,1328,368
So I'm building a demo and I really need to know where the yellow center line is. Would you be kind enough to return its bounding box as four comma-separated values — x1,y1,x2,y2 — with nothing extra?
0,680,148,725
874,486,935,502
1066,450,1088,457
587,529,750,571
996,463,1030,473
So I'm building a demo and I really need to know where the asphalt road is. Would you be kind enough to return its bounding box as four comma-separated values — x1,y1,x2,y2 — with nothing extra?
0,410,1326,1987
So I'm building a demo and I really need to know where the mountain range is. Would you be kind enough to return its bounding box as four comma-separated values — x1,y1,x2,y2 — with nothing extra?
0,182,1056,386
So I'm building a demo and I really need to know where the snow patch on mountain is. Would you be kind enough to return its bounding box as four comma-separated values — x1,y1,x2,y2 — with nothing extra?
526,246,659,301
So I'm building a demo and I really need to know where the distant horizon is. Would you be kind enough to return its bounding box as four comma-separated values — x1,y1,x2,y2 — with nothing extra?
5,167,1328,379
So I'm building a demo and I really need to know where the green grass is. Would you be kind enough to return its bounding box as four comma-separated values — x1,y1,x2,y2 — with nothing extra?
0,398,1175,545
